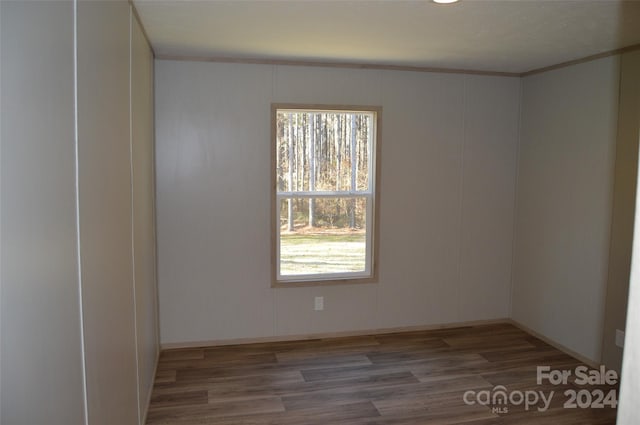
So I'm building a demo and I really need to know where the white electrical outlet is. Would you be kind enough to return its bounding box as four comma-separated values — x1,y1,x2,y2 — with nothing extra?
615,329,625,348
314,296,324,311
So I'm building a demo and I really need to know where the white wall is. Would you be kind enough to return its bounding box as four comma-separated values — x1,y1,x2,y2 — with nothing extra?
1,2,86,423
511,56,620,362
618,109,640,425
1,1,159,424
155,61,520,345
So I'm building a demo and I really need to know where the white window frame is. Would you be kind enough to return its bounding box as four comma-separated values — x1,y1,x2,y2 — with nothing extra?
271,104,381,287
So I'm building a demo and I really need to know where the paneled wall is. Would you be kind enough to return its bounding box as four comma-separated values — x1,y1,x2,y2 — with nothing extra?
155,61,520,345
1,2,86,423
0,1,158,424
511,56,620,363
3,3,635,423
77,2,139,423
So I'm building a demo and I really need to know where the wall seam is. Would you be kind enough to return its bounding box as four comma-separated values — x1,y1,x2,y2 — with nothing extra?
375,69,383,330
129,6,142,425
151,47,161,365
0,0,2,412
152,53,162,353
271,64,278,338
456,76,467,322
73,0,90,422
508,76,524,320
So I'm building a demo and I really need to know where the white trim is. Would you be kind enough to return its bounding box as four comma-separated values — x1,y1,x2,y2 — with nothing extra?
72,0,89,423
156,54,520,78
276,201,281,278
128,6,142,425
508,319,600,368
160,319,600,372
274,108,378,283
278,107,379,115
160,319,511,350
279,269,371,283
277,191,371,198
365,195,373,276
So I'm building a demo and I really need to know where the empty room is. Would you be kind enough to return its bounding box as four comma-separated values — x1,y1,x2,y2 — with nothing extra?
3,0,640,424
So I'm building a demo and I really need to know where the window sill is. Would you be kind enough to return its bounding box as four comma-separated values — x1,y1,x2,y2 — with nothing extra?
272,275,378,288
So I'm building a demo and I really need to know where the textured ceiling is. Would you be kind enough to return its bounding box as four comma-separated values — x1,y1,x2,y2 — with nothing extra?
134,0,640,74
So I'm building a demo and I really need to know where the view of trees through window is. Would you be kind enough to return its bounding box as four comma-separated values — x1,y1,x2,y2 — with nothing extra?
275,108,376,280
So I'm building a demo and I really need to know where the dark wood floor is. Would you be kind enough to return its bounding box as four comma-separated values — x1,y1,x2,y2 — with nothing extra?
147,323,618,424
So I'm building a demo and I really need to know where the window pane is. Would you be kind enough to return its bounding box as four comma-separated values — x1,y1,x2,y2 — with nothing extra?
356,114,372,191
279,197,368,276
276,112,309,192
276,111,373,193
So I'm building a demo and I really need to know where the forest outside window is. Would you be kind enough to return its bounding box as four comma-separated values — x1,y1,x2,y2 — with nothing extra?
272,104,380,285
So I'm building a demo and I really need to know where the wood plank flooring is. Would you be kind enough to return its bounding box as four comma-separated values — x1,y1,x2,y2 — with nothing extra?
147,323,618,424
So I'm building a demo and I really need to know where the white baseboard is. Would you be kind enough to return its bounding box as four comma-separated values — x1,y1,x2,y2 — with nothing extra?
508,318,600,368
160,318,602,372
160,318,511,350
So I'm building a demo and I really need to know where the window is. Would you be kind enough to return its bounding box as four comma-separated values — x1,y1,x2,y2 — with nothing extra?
272,104,380,286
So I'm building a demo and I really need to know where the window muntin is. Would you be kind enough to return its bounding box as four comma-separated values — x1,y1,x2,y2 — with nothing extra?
273,105,379,284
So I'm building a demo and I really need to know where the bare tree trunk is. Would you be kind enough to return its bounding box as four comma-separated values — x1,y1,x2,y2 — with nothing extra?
301,113,306,191
334,115,341,218
350,114,357,229
334,115,340,190
309,113,316,227
287,113,294,232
